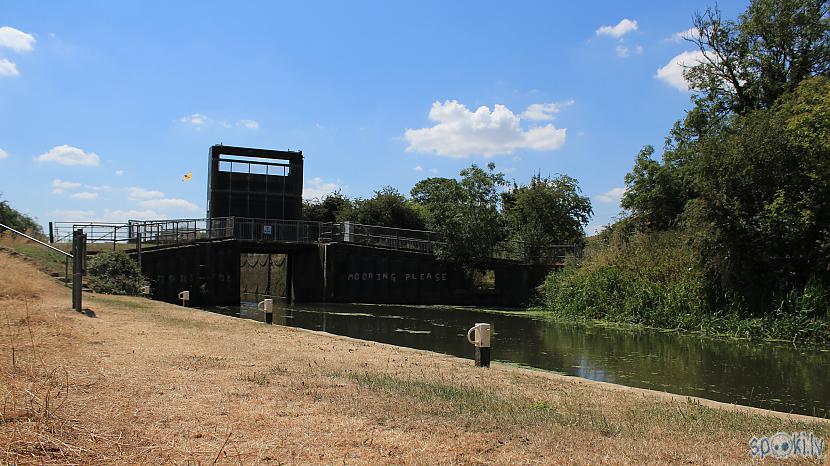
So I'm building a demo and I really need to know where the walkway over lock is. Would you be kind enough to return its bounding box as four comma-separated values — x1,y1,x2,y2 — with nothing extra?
49,217,579,265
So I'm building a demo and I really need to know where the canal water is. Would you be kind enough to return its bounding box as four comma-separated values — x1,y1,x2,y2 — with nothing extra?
206,301,830,418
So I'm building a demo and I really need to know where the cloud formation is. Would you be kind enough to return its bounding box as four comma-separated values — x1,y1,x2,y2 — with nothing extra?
70,192,98,200
596,187,627,204
668,28,700,43
303,177,341,200
655,50,706,91
178,113,209,127
404,100,567,158
0,26,36,53
35,145,101,166
0,147,7,159
127,187,164,200
0,59,19,77
138,198,200,211
236,119,260,129
520,101,573,121
596,19,638,38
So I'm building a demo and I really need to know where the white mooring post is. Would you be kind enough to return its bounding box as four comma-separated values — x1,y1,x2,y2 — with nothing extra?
258,298,273,324
466,323,492,368
178,290,190,307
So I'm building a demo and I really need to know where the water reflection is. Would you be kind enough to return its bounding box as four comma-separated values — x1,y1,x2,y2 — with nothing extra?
208,302,830,418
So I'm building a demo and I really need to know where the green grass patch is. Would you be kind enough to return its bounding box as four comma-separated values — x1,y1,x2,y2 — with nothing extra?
0,242,70,276
333,370,830,440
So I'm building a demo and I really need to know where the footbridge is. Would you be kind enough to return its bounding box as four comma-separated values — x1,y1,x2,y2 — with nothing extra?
49,217,578,307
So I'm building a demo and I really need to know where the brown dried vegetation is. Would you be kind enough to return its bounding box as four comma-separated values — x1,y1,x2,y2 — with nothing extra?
0,251,827,464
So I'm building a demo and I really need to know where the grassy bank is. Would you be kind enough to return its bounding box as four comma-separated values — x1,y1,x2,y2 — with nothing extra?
2,250,828,463
540,230,830,346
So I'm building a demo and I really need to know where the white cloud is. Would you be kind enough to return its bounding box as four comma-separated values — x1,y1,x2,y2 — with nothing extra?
428,168,439,174
35,145,101,166
414,165,423,172
0,59,19,77
616,44,644,58
50,179,82,195
596,19,638,38
236,119,259,129
127,187,165,201
70,191,98,200
404,100,567,158
668,28,700,43
0,147,7,159
115,169,124,176
51,209,95,221
520,101,573,121
303,177,340,200
655,50,707,91
616,45,630,58
0,26,36,53
138,198,200,211
178,113,209,127
100,209,165,223
596,187,627,204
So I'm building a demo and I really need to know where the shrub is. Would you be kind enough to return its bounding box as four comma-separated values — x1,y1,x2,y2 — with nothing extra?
86,251,148,295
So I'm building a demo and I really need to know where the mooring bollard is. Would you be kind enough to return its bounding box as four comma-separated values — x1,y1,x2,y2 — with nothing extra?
258,298,273,324
178,290,190,307
466,322,492,368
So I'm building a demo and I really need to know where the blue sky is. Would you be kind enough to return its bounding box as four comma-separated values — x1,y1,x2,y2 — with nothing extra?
0,0,748,234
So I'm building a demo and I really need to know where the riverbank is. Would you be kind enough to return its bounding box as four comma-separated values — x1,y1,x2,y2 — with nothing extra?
539,230,830,348
1,251,829,463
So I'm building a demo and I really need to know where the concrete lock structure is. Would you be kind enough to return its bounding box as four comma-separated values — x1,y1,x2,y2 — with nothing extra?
467,323,492,367
51,145,573,309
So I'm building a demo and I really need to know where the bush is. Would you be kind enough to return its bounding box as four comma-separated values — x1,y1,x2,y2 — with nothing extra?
86,251,148,295
541,229,708,329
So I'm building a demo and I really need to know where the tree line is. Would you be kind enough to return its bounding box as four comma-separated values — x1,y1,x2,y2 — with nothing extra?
546,0,830,344
303,163,593,265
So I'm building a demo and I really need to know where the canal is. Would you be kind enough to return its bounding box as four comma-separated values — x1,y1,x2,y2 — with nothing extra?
206,301,830,418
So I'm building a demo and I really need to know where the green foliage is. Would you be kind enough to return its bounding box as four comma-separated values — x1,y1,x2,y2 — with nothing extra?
610,0,830,325
86,251,149,295
621,146,688,231
302,190,354,223
541,229,830,345
350,186,427,230
502,174,592,263
542,230,708,329
0,194,42,236
685,0,830,118
411,163,507,264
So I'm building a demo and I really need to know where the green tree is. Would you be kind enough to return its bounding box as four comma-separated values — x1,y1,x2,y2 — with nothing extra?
0,195,42,235
686,0,830,119
411,163,506,263
502,174,592,262
621,146,688,231
303,191,354,223
350,186,427,230
87,251,149,295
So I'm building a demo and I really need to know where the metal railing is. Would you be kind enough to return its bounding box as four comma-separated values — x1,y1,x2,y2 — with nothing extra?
321,221,440,254
48,216,580,265
489,242,581,265
1,221,73,279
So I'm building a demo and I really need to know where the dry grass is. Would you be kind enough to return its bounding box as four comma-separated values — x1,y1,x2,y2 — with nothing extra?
0,250,828,464
0,252,46,300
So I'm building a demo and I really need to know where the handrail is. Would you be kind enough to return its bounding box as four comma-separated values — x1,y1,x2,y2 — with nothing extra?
0,222,73,258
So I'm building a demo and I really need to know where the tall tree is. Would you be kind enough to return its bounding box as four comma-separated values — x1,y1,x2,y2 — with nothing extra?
502,174,592,263
350,186,427,230
411,163,506,263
